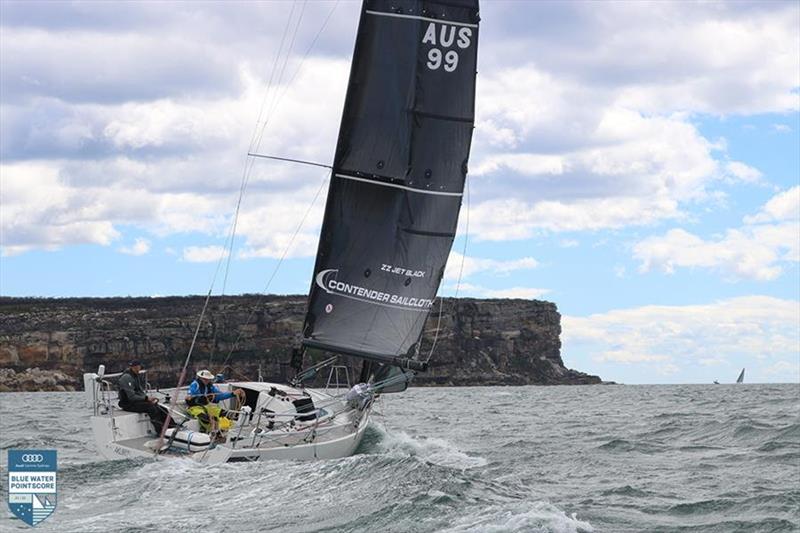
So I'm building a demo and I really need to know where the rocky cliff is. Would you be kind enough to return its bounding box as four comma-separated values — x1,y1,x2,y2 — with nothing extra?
0,295,600,391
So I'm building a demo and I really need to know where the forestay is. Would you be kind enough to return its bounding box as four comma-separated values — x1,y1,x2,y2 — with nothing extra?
303,0,480,367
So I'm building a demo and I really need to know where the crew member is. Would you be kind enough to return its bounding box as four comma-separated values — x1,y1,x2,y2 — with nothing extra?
185,369,244,433
118,360,169,433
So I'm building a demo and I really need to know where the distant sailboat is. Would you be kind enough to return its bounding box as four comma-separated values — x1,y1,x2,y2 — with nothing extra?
736,368,745,384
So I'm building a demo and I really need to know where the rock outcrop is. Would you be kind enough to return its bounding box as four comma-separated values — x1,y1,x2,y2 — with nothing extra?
0,368,77,392
0,296,601,391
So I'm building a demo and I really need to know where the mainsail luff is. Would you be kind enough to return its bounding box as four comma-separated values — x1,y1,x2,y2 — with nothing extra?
302,0,480,367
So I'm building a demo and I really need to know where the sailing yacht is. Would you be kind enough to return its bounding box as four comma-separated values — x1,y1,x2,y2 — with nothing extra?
736,368,745,384
83,0,480,464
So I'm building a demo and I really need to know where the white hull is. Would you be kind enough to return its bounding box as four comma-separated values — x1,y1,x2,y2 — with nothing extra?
85,374,372,465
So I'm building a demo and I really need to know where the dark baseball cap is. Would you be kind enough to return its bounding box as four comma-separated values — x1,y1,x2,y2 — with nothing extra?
128,359,143,367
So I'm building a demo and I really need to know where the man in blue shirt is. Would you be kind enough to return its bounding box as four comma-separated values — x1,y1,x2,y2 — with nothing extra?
185,369,244,433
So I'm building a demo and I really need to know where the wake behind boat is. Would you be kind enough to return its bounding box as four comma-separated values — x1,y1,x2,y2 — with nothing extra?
83,0,480,463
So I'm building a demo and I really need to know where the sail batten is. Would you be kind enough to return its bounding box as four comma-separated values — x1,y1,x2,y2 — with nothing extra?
365,10,479,28
303,0,479,363
334,173,464,197
304,339,428,371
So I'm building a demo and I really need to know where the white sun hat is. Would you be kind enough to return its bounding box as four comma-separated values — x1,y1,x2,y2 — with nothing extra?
196,369,215,380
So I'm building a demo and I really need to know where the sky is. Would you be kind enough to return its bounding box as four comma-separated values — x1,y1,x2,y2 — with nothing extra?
1,0,798,384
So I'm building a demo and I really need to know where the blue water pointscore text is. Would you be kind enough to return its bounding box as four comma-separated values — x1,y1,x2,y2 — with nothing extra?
7,449,57,526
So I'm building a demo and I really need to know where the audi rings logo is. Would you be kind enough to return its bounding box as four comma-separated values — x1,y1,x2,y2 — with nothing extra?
21,454,44,462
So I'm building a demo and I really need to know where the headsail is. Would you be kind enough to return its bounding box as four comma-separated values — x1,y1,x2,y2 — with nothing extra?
303,0,480,369
736,368,745,383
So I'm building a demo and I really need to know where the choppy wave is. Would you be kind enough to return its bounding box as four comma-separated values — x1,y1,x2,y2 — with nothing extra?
367,425,489,469
438,502,594,533
1,384,798,532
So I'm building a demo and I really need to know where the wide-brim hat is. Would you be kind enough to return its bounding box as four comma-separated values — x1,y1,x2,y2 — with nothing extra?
196,369,214,380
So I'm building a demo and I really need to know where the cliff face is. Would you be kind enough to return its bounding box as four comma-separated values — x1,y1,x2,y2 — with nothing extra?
0,296,600,391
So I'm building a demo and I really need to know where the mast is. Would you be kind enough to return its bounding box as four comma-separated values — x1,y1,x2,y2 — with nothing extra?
302,0,480,369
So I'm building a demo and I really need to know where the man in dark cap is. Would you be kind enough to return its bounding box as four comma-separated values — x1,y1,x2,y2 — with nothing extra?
117,360,169,433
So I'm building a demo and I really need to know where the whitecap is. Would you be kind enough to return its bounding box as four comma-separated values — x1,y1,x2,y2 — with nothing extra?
371,424,488,469
438,501,594,533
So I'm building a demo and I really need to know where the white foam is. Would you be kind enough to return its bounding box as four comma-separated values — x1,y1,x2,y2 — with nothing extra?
439,502,594,533
373,424,488,469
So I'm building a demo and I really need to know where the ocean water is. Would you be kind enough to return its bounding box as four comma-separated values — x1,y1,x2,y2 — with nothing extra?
1,384,798,532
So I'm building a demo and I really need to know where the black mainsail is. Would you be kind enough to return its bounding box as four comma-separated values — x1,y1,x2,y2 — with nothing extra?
302,0,480,370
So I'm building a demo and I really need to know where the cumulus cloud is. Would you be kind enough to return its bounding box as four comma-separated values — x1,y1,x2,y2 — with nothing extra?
0,57,346,258
444,283,550,300
1,1,798,255
488,1,800,115
234,185,327,260
633,187,800,280
0,2,356,105
0,162,121,255
482,0,799,117
463,0,799,240
444,252,538,281
725,161,763,183
0,27,237,105
182,245,228,263
468,103,719,238
632,225,798,281
563,296,800,373
119,238,150,256
469,195,684,240
743,186,800,224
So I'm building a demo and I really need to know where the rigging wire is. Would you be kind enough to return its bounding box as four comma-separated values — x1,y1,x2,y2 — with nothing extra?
248,0,308,158
248,1,298,155
157,3,308,451
245,0,338,182
247,153,332,169
218,171,330,372
425,177,470,364
155,258,227,450
232,0,302,264
210,1,340,371
202,0,339,372
204,1,300,367
269,0,340,122
222,2,303,289
259,0,308,138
